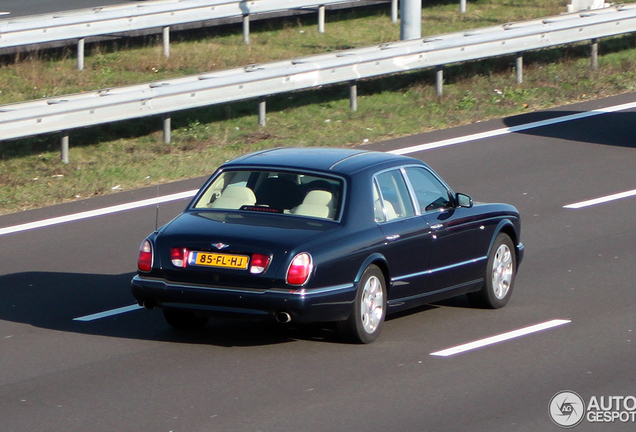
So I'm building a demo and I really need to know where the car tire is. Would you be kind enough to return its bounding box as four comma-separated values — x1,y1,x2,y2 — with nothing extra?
468,233,516,309
163,308,209,330
338,264,387,344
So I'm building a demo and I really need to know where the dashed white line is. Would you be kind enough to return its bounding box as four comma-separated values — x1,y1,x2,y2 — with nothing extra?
430,319,571,357
0,190,197,237
73,304,143,322
389,100,636,155
564,189,636,209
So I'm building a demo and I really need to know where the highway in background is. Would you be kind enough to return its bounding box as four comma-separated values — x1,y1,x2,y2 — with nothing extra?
1,92,635,431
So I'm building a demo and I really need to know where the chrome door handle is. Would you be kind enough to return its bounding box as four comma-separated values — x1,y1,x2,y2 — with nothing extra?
385,234,400,241
430,223,444,231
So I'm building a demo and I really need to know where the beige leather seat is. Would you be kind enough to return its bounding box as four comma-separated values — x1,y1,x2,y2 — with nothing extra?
374,199,398,221
383,200,398,220
291,190,335,219
209,186,256,209
374,187,398,222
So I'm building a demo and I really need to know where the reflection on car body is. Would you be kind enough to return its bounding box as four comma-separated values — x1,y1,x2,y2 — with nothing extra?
131,147,523,343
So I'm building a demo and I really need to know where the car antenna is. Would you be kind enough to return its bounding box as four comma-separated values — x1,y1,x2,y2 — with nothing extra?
155,185,160,232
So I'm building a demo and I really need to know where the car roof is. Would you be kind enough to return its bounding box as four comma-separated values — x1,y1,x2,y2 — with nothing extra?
223,147,422,174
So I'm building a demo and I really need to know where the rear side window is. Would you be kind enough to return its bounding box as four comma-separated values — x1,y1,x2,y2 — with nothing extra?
374,169,415,221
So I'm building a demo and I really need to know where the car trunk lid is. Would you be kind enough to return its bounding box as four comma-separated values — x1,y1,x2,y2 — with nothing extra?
155,211,336,288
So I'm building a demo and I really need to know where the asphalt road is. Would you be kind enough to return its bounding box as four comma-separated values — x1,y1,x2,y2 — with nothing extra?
1,93,635,431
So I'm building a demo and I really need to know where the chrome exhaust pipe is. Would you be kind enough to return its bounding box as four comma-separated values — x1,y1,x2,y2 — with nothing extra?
275,311,292,323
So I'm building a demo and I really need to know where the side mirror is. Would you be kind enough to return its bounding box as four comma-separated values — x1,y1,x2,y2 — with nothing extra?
456,193,473,208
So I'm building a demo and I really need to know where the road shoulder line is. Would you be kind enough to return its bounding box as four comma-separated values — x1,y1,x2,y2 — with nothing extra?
0,190,197,237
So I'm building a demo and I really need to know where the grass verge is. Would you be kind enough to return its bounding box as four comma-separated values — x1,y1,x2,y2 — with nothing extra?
1,0,636,215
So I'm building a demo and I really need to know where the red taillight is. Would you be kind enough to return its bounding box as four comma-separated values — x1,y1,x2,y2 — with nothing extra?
138,240,153,272
286,253,312,285
171,247,189,268
250,253,271,274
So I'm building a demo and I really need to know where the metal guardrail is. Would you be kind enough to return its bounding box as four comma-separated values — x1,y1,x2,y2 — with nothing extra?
2,4,636,161
0,0,388,51
0,0,339,47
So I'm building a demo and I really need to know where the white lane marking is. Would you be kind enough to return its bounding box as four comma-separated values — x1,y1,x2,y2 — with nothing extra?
73,304,143,322
0,190,198,237
430,319,571,357
564,189,636,209
3,99,636,236
389,100,636,155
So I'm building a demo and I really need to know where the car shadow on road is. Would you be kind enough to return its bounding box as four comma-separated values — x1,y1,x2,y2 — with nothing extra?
384,295,474,323
502,108,636,149
0,270,356,347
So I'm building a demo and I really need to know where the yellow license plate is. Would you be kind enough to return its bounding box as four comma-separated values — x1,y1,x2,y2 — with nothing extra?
189,251,249,269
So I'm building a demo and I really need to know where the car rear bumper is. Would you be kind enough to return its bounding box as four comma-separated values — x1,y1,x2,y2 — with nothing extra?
131,275,356,323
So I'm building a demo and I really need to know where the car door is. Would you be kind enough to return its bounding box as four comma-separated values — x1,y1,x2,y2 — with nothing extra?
403,166,488,292
374,168,433,301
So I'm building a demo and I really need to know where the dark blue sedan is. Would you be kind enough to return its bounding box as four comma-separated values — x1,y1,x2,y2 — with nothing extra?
131,148,523,343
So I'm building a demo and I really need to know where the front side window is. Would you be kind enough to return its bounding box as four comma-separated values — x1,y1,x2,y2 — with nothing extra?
192,170,343,221
404,167,452,213
374,169,415,221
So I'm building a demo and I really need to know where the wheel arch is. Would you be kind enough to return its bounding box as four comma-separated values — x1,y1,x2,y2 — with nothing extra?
490,219,520,264
354,253,391,295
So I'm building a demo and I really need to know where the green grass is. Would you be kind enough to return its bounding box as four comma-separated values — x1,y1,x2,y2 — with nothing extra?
2,0,636,214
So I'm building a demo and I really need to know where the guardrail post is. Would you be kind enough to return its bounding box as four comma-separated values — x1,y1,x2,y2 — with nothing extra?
400,0,421,40
436,66,443,98
61,131,69,164
243,14,250,45
77,38,85,71
349,81,358,111
163,114,171,144
163,27,170,59
318,6,326,33
460,0,467,13
391,0,398,23
258,97,266,126
591,38,599,70
515,53,523,84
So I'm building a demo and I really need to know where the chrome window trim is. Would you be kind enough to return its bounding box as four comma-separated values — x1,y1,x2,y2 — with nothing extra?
401,164,455,215
372,177,388,223
373,164,456,224
373,166,419,224
400,166,422,215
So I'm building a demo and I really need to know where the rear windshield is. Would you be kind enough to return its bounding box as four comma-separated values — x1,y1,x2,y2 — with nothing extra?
192,170,343,221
